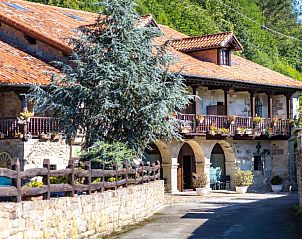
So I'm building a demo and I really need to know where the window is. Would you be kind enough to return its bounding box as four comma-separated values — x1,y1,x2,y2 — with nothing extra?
254,156,263,170
50,164,57,170
219,49,230,66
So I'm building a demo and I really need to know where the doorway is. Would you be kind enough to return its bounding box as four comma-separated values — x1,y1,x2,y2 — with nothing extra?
177,143,196,191
210,144,226,185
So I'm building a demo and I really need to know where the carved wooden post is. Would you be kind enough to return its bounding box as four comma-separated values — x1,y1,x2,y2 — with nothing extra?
68,160,75,197
43,159,50,200
85,161,92,195
224,89,230,116
12,158,21,202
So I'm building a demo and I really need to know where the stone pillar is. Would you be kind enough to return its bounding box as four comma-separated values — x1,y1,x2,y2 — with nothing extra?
225,161,236,189
171,157,179,194
162,157,179,193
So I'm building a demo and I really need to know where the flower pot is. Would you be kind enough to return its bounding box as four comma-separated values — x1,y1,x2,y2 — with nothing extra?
271,184,282,193
245,129,253,135
235,186,248,194
196,187,209,196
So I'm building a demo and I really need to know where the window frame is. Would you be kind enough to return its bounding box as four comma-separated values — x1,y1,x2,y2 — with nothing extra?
219,49,231,66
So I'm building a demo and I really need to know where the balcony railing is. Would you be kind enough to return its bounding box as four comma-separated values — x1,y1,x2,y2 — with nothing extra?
0,117,60,139
177,114,291,137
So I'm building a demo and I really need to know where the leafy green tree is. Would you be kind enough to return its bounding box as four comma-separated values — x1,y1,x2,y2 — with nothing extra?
29,0,189,156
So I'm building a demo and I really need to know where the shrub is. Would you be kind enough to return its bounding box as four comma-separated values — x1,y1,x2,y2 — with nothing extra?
192,173,208,188
81,141,134,169
49,176,68,184
27,180,43,187
271,176,282,185
234,170,253,187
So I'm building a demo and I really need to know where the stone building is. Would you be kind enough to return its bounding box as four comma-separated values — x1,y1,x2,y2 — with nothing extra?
0,0,301,192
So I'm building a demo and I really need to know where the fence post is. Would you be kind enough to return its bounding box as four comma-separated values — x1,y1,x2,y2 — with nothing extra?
113,161,118,190
12,158,21,202
133,162,137,185
43,159,50,200
156,160,160,180
140,161,144,185
85,161,92,195
68,160,75,197
147,162,151,183
102,162,105,192
123,160,128,188
151,162,156,181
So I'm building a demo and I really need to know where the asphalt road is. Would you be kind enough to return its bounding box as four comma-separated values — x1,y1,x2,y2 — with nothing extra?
108,193,302,239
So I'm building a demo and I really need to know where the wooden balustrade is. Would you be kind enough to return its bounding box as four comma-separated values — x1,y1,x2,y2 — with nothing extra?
0,158,161,202
177,113,291,137
0,117,60,139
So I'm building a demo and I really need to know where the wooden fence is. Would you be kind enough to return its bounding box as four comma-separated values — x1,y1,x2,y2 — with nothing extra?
0,158,161,202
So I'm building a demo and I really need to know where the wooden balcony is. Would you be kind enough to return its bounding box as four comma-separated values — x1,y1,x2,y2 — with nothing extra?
0,117,60,139
177,114,291,138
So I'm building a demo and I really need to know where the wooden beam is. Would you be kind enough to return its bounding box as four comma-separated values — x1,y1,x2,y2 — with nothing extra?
286,94,293,119
224,89,230,116
267,94,273,119
250,92,256,117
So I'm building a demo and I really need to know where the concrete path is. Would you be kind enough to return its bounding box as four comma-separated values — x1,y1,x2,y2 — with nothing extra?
108,192,302,239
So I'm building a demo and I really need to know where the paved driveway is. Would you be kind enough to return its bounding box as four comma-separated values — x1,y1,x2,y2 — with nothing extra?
108,192,302,239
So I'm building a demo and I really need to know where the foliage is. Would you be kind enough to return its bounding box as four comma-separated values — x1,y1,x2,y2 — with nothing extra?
192,173,208,188
17,111,34,125
29,0,188,155
81,141,134,168
49,176,68,184
209,125,218,135
253,116,263,124
271,175,282,185
220,128,229,135
27,180,43,187
234,170,253,186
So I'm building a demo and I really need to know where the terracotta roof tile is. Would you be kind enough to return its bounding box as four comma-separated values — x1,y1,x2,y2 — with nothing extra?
0,41,55,86
171,31,243,52
158,25,302,89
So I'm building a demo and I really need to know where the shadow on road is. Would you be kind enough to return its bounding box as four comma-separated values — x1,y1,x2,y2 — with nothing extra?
183,193,302,239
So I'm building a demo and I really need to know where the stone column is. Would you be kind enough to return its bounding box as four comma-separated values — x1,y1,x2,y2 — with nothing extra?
162,157,179,193
225,161,237,189
171,157,179,194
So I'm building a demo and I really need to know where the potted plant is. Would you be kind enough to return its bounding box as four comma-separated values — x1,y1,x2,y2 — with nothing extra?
209,125,218,135
236,127,245,135
271,116,280,127
234,170,253,194
193,173,209,196
245,128,253,135
228,115,236,125
196,114,204,125
220,128,229,135
271,175,282,193
253,116,263,125
17,111,34,124
289,119,296,127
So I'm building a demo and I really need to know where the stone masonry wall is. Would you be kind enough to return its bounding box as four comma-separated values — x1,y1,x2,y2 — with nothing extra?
0,181,165,239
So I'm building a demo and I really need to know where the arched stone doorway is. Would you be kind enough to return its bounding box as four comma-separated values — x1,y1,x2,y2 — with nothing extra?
210,144,226,176
144,143,163,179
177,143,196,191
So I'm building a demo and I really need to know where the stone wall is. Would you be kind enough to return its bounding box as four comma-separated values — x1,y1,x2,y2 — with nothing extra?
296,132,302,208
0,181,165,239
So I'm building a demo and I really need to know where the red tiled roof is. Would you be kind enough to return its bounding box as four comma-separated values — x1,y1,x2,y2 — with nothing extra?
0,0,98,54
0,0,301,90
172,32,243,52
0,41,55,86
157,25,302,89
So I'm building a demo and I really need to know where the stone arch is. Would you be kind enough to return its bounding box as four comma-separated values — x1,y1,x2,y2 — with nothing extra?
0,152,12,169
213,140,236,188
153,140,172,164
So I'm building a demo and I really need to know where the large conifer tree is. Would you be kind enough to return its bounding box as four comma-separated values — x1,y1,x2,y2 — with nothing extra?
30,0,188,155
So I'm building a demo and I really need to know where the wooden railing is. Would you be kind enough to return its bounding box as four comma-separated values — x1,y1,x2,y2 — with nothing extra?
177,113,291,136
0,117,60,139
0,158,161,202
